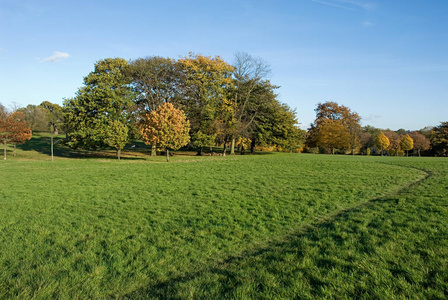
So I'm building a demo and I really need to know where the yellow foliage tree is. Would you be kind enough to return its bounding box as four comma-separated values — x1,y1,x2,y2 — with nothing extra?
375,132,390,156
139,102,190,161
400,134,414,157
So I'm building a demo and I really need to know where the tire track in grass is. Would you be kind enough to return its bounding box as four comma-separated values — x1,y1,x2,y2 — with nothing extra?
124,163,431,299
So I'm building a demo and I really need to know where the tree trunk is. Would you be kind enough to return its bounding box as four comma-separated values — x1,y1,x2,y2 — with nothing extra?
51,134,54,161
230,138,235,155
14,144,16,157
332,147,335,155
418,149,421,157
250,138,256,154
381,150,383,156
222,140,227,156
3,140,6,160
117,149,121,160
166,149,169,162
351,148,354,155
196,146,203,156
151,142,157,156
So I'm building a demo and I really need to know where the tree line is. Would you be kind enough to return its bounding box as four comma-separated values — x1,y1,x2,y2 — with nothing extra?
304,101,448,157
1,53,448,160
0,53,305,160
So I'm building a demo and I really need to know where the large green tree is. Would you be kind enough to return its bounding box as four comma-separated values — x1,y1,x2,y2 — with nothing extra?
64,58,134,159
430,122,448,156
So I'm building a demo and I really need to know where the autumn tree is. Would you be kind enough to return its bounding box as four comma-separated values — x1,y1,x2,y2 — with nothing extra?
139,102,190,162
177,53,234,155
409,131,430,157
399,134,413,156
375,132,390,156
315,120,350,154
128,56,180,156
64,58,135,159
308,101,361,154
430,122,448,156
0,111,31,160
384,130,402,156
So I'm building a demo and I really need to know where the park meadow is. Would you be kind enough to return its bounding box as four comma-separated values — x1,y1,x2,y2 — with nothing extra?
1,136,447,299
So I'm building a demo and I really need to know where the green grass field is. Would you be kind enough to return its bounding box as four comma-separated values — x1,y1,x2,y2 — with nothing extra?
1,137,447,298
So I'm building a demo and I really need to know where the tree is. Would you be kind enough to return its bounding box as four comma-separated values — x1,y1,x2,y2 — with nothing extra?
409,131,430,157
384,130,402,156
308,101,361,154
375,132,390,156
430,122,448,156
18,104,48,132
139,102,190,162
230,52,271,154
64,58,135,159
103,120,129,160
0,111,31,160
0,103,6,119
400,134,413,156
177,53,234,155
40,101,64,161
128,56,180,156
315,120,350,154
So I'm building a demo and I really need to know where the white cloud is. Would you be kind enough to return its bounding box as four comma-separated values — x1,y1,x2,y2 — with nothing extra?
364,114,382,122
38,51,70,63
363,21,374,26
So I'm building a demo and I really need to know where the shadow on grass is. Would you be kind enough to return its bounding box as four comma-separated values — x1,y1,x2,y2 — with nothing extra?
17,136,277,160
124,171,433,299
17,136,149,160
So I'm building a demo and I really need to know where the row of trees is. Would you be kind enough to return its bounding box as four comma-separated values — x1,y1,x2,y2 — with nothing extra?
305,101,447,157
63,54,304,159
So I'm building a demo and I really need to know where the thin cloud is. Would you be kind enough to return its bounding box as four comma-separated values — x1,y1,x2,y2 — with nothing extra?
312,0,377,11
38,51,70,63
311,0,355,10
336,0,377,11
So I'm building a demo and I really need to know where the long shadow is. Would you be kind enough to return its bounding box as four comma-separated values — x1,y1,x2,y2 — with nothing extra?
123,168,432,299
17,136,148,160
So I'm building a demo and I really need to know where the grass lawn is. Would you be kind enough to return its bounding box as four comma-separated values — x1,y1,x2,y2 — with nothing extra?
0,137,447,298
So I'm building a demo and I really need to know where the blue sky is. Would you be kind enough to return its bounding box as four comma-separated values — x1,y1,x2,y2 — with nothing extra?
1,0,447,130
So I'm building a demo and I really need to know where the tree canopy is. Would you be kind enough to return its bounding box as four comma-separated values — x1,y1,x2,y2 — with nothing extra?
64,58,135,157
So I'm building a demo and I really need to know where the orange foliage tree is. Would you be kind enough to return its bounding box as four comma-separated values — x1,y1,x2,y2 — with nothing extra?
409,131,430,157
139,102,190,161
0,111,31,160
315,120,350,154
